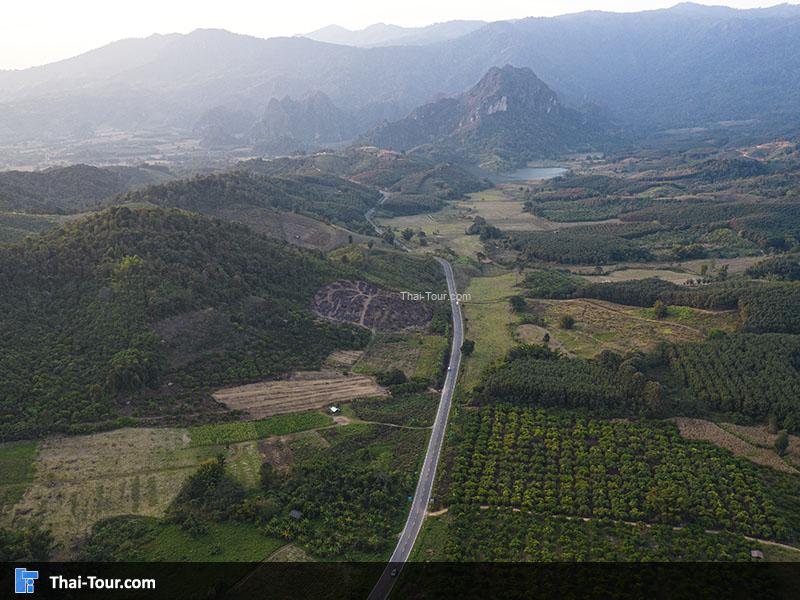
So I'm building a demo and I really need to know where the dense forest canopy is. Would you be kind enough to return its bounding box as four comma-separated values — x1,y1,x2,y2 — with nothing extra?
0,207,372,440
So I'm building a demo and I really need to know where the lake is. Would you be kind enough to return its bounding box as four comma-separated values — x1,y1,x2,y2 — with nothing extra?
493,166,568,182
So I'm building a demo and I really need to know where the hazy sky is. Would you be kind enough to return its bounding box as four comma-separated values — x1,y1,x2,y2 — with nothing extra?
0,1,794,70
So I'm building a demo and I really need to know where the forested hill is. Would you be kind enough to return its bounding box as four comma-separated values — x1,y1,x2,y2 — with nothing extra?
0,207,369,441
0,164,174,213
111,171,381,234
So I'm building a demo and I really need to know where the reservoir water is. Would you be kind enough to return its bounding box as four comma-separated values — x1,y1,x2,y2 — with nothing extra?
493,166,568,182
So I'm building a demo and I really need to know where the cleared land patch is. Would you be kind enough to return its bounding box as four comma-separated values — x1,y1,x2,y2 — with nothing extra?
6,428,215,553
5,412,336,555
215,206,370,251
673,418,798,475
354,332,444,379
267,543,312,562
326,349,364,367
582,268,694,285
540,298,736,358
461,272,520,387
718,423,800,470
377,187,617,258
313,280,432,331
213,370,387,419
355,333,420,376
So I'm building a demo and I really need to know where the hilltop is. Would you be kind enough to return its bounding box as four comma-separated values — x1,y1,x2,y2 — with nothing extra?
363,65,598,169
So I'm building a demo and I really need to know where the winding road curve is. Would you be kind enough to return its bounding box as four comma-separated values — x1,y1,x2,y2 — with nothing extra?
367,256,463,600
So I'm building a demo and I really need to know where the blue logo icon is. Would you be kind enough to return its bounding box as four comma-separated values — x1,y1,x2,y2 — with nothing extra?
15,568,38,594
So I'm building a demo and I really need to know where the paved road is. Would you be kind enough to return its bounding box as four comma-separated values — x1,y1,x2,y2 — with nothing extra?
367,257,463,600
365,191,390,234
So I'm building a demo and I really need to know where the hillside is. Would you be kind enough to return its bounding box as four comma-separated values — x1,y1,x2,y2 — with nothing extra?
112,171,381,234
363,65,597,169
0,164,174,213
238,147,490,211
0,207,372,441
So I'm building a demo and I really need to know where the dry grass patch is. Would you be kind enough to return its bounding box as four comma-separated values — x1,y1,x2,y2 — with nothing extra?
215,206,368,251
6,428,218,554
461,272,520,387
213,370,387,419
515,323,567,354
267,543,312,562
543,298,735,358
673,418,798,474
354,333,426,377
582,268,694,285
326,350,363,367
718,423,800,469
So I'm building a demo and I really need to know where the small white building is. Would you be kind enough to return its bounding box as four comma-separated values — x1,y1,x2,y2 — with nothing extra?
329,406,340,414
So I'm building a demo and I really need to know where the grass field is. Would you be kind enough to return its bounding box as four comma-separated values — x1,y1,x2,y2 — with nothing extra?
141,521,285,561
0,441,37,512
537,298,737,358
376,186,610,259
6,428,213,553
377,207,484,257
409,514,451,561
354,332,447,381
461,272,521,387
4,413,337,555
212,371,386,418
188,412,332,447
350,393,438,427
581,267,694,284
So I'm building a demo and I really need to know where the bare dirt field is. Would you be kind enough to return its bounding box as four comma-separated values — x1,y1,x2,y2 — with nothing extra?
313,280,432,331
213,370,387,418
673,418,798,474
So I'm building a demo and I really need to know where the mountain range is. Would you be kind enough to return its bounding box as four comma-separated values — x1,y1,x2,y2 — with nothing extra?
303,20,486,47
1,3,799,155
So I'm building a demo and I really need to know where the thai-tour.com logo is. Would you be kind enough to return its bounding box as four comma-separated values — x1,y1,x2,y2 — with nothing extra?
14,567,156,594
15,568,38,594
